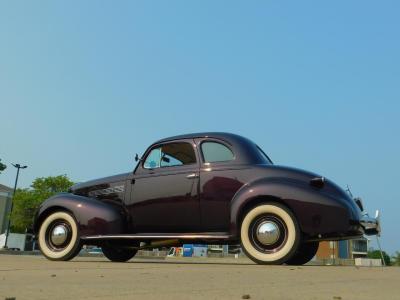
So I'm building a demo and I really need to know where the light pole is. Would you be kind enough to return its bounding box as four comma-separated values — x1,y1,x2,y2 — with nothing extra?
3,163,27,249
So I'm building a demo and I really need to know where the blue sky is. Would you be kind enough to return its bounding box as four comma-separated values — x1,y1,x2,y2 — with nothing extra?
1,1,399,254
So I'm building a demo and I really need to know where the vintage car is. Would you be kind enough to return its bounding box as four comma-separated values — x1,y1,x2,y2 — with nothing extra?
33,132,380,265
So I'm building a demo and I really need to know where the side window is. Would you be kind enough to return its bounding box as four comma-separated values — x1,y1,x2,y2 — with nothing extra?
143,142,196,169
143,148,161,169
201,141,234,163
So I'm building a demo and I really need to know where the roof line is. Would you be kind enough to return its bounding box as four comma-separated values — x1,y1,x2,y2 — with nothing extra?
152,132,241,145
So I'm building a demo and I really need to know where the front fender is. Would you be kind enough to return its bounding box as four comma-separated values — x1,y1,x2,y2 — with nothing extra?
230,178,353,237
34,193,126,237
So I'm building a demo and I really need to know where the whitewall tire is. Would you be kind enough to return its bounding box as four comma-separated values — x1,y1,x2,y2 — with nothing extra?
240,203,300,265
38,211,82,261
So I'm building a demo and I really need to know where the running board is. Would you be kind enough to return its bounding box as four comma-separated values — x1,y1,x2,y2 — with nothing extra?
82,232,232,241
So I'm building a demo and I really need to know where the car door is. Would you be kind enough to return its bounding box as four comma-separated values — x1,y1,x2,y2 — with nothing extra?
195,138,244,232
127,139,201,233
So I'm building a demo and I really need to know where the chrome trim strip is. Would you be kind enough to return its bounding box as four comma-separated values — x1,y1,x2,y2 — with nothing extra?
82,233,232,240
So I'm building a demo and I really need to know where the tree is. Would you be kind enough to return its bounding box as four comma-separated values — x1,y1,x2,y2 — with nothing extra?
9,188,41,233
30,175,74,197
392,251,400,266
367,250,391,266
10,175,74,233
0,159,6,174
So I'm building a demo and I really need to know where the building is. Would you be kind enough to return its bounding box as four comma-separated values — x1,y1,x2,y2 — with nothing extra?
338,237,369,259
0,183,13,234
316,238,369,260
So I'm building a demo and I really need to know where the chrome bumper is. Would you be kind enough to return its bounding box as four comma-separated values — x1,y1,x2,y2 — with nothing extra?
360,210,381,236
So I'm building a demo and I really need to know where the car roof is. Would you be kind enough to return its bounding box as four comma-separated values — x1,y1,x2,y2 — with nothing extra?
149,132,271,165
153,132,250,145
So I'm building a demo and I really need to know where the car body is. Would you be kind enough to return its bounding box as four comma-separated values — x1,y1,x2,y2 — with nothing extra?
34,132,380,264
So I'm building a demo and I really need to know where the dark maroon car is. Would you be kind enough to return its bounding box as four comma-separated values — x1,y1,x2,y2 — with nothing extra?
34,132,380,265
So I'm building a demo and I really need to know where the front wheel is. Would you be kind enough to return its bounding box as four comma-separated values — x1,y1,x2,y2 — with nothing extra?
102,244,138,262
240,203,301,265
38,211,82,261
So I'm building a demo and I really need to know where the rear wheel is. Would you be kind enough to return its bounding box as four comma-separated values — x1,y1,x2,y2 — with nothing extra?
38,211,82,261
240,203,301,265
285,241,319,265
102,243,138,262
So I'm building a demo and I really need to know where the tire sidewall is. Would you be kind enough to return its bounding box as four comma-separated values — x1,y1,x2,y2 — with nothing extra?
286,241,319,265
240,203,300,265
38,211,81,261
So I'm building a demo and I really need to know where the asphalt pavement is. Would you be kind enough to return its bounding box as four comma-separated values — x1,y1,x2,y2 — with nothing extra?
0,255,398,300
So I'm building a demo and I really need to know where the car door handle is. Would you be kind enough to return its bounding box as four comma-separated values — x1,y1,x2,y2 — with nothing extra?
186,173,199,179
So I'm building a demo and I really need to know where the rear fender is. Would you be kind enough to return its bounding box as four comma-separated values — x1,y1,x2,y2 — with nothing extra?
34,193,126,237
229,178,351,237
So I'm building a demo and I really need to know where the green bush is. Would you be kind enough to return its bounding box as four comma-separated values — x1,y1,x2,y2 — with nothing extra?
367,250,391,266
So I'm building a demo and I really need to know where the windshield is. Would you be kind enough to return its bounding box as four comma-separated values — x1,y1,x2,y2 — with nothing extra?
256,145,273,164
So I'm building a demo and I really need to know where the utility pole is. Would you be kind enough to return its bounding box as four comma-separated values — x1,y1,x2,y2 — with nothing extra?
3,163,27,249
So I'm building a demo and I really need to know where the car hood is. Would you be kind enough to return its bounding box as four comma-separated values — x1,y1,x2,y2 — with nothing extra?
69,173,130,195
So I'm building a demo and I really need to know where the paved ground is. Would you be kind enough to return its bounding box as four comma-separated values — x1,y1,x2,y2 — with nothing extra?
0,255,398,300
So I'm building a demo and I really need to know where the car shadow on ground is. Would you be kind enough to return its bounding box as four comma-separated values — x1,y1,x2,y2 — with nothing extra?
74,259,253,266
73,258,322,267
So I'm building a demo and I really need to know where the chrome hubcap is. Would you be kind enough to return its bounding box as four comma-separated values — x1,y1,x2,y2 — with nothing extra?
50,225,68,246
256,221,280,245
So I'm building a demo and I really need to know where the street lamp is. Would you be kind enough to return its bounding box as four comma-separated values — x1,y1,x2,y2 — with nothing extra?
3,163,27,249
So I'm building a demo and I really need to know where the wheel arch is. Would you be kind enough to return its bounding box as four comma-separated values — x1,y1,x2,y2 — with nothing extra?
33,205,74,234
236,195,299,233
34,193,126,237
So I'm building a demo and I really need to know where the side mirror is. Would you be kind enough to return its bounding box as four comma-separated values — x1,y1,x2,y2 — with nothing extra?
135,154,141,162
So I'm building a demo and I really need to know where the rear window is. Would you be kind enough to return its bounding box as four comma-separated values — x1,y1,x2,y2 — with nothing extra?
201,142,234,163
